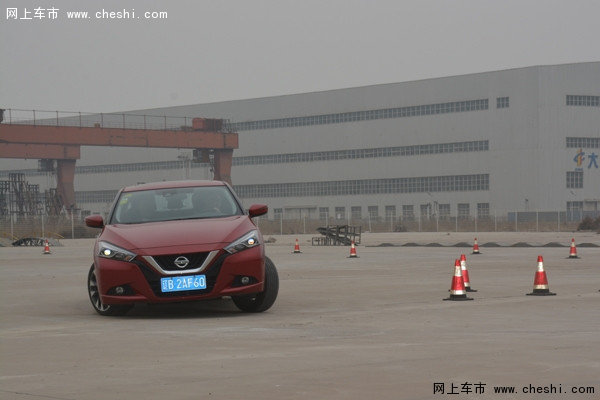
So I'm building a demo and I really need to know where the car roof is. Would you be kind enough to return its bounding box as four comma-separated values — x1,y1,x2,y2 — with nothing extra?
122,180,227,193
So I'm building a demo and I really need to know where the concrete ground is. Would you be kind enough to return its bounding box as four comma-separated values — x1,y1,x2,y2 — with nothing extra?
1,232,599,400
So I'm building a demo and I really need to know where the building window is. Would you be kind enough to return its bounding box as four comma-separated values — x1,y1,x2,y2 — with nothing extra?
566,171,583,189
402,205,414,221
566,137,600,148
233,174,489,199
477,203,490,218
228,98,489,131
385,205,396,221
334,207,345,220
75,190,119,204
368,206,379,220
439,204,451,219
233,140,489,167
420,204,432,218
566,95,600,107
319,207,329,220
3,140,490,179
458,203,470,218
76,174,489,204
496,97,509,108
273,208,283,220
351,206,362,219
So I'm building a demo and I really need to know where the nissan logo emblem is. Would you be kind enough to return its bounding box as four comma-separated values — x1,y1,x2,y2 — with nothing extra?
174,256,189,269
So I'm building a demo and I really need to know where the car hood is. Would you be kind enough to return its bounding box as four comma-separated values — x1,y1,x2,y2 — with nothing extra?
101,216,255,252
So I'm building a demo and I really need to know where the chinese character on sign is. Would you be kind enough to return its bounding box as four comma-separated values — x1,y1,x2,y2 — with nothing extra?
588,152,599,169
6,8,18,19
573,148,585,167
433,383,445,394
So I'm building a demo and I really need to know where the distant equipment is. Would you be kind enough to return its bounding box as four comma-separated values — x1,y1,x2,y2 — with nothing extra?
0,173,45,216
312,225,362,246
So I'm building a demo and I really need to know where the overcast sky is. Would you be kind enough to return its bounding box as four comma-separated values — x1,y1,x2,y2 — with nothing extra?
1,0,599,114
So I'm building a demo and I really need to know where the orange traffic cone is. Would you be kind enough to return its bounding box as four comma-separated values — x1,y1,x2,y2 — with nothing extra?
292,238,302,254
527,255,556,296
568,238,579,259
43,239,51,255
460,254,477,292
471,238,481,255
348,241,358,258
444,259,473,301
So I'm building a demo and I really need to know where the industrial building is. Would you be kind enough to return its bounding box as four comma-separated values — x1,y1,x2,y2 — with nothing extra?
1,62,599,224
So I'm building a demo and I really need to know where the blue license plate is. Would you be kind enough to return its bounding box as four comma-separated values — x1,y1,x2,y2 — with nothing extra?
161,275,207,292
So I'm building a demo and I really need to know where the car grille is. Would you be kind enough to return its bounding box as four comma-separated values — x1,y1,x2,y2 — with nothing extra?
153,252,210,272
134,254,226,298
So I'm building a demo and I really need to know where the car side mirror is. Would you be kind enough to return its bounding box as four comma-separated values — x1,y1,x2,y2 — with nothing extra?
85,215,104,228
248,204,268,218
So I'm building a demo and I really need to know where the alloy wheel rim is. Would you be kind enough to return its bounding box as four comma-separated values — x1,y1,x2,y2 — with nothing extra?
88,271,110,312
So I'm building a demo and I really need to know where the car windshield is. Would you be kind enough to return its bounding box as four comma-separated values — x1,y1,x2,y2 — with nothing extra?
110,186,243,224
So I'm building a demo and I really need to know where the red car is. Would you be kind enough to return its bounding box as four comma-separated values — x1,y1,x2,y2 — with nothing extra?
85,180,278,316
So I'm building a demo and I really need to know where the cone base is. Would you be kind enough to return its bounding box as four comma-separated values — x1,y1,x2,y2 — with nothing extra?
465,287,477,292
347,255,359,258
527,289,556,296
568,255,579,259
292,251,302,254
443,294,474,301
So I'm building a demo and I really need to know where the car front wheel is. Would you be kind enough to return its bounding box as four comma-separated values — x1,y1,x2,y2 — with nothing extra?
232,257,279,313
87,264,132,316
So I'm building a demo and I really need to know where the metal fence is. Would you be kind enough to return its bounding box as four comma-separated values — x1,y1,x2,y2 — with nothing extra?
1,210,597,241
250,209,599,235
0,214,96,241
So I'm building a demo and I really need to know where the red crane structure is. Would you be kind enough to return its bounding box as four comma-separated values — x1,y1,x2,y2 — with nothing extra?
0,110,238,210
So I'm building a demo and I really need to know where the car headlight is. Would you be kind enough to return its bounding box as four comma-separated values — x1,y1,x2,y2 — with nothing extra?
98,241,137,262
224,230,260,254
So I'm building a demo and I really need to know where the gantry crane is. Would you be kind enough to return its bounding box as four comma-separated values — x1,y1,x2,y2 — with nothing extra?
0,110,238,210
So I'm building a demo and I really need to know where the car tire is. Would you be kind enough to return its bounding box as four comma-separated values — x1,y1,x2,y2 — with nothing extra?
87,264,132,316
232,257,279,313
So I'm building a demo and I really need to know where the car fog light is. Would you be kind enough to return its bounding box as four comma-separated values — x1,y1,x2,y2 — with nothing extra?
241,276,250,285
115,286,124,295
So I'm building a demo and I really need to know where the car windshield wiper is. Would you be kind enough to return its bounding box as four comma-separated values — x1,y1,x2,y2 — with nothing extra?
169,216,211,221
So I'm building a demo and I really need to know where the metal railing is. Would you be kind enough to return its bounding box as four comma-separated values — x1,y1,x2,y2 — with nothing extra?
1,211,598,240
0,108,234,132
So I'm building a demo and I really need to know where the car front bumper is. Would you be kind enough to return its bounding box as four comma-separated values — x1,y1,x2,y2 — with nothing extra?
95,245,265,305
